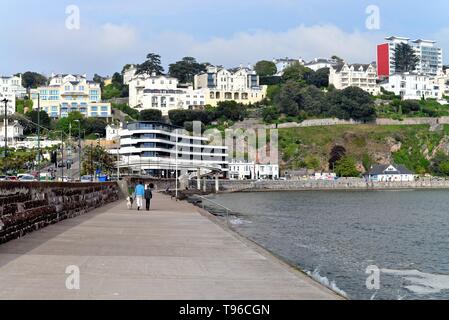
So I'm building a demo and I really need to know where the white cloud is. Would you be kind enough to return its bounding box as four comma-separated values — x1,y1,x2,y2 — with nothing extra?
3,23,382,75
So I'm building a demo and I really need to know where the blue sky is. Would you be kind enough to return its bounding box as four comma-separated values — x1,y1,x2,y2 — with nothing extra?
2,0,449,77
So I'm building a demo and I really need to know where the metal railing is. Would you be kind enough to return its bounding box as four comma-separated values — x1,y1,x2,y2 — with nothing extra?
195,195,232,228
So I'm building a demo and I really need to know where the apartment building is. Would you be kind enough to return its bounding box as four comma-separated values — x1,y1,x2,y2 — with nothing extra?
329,63,380,95
0,121,24,146
128,73,205,115
377,36,443,77
380,73,440,100
30,74,112,119
194,65,266,106
114,121,228,177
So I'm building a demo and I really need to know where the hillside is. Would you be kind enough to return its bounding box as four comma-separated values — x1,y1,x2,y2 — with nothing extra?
278,124,449,174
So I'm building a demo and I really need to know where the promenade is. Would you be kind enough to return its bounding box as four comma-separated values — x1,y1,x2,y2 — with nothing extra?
0,193,338,300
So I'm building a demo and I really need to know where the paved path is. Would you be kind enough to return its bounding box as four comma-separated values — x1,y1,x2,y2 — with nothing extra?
0,194,339,300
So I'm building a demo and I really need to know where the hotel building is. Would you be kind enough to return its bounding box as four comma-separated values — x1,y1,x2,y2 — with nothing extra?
377,36,443,78
31,74,112,119
113,121,229,177
194,65,267,106
380,73,440,101
329,63,380,95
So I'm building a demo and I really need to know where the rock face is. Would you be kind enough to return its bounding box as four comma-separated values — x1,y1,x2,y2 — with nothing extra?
0,182,119,245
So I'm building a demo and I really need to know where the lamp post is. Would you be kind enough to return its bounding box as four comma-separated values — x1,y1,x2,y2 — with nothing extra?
1,98,9,176
93,133,101,181
116,135,120,180
74,120,82,181
37,91,41,179
175,128,178,200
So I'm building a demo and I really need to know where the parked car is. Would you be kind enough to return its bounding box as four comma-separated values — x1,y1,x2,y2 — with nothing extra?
18,174,37,182
6,176,17,181
81,175,93,183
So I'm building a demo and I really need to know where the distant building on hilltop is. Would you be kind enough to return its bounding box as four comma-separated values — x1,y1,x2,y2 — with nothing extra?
304,58,338,71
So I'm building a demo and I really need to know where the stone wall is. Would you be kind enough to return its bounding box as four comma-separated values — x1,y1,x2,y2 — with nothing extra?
0,182,119,244
191,178,449,193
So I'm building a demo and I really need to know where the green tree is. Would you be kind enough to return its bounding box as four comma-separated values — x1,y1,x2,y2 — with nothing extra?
82,145,115,176
262,106,281,123
112,103,140,120
401,100,421,114
254,60,277,77
85,118,107,137
102,84,121,100
328,87,376,122
307,68,330,88
136,53,164,75
300,85,328,116
216,101,247,121
394,43,419,73
168,57,207,83
329,145,346,170
335,156,360,177
21,72,47,88
139,109,163,121
55,111,84,136
275,81,304,116
22,110,51,134
282,63,313,83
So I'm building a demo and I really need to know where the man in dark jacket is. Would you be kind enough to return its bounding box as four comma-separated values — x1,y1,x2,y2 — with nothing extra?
144,184,153,211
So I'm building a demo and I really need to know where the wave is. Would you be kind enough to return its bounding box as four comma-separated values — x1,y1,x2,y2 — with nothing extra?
306,268,348,298
381,268,449,295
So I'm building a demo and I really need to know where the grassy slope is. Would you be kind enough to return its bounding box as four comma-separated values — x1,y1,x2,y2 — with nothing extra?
279,124,449,173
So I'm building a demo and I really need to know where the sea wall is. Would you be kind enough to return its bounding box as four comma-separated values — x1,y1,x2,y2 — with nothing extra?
190,178,449,193
0,182,119,244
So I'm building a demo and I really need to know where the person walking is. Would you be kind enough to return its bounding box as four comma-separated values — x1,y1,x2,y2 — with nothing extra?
144,184,153,211
134,181,145,211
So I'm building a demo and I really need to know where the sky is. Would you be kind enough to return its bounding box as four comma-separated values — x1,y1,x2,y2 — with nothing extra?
2,0,449,77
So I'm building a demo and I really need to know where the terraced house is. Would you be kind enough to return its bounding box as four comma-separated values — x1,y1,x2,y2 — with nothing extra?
30,74,112,119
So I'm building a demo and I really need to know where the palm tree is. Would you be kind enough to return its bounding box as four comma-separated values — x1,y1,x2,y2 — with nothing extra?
394,43,419,73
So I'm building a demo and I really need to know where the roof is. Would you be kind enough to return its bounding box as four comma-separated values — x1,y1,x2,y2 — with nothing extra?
333,63,374,73
367,164,413,175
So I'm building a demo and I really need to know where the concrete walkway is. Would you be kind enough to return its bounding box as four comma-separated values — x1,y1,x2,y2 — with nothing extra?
0,193,339,300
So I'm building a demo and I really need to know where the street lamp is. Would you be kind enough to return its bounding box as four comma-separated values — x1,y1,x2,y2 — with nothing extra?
1,98,9,176
74,120,82,181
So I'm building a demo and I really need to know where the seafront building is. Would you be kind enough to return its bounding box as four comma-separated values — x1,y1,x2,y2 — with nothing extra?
229,160,279,180
329,63,380,95
110,121,229,178
367,164,415,182
194,65,267,106
30,74,112,119
377,36,443,78
128,73,205,115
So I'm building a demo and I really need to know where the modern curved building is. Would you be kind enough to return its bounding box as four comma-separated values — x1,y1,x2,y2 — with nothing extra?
116,121,228,178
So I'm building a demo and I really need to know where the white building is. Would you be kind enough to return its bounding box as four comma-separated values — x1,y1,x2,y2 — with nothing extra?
30,73,112,119
381,73,440,100
123,65,137,85
229,160,279,180
1,74,27,98
13,136,61,150
105,123,121,141
273,58,304,76
0,121,24,146
367,164,415,182
329,63,380,95
128,73,205,115
377,36,443,77
304,58,338,71
194,65,267,106
114,121,228,177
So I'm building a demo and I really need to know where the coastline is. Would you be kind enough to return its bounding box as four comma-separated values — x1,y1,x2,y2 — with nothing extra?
189,195,347,300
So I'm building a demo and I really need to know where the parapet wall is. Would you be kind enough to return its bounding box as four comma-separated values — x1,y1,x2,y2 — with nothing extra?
191,178,449,193
0,182,119,244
